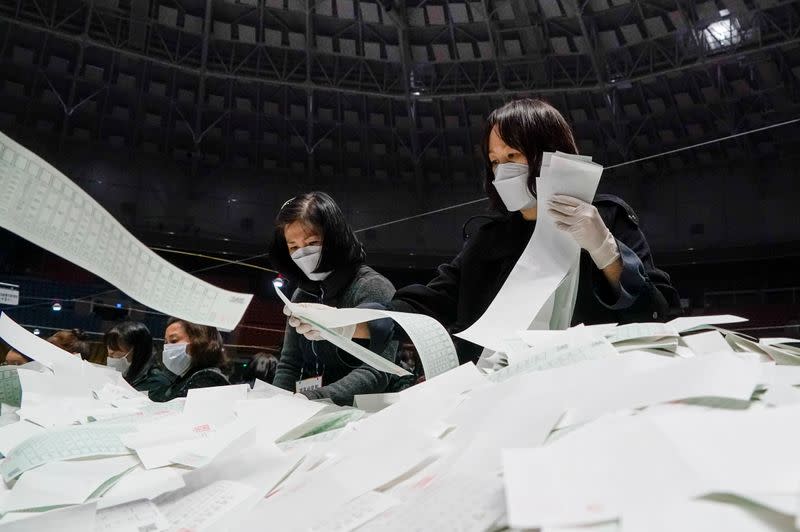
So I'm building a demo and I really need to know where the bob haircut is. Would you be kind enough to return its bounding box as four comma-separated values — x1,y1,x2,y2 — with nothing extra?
482,98,579,212
165,317,226,372
268,191,365,281
105,321,155,383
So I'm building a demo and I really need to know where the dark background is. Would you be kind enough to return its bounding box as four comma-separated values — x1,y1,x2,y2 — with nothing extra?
1,0,799,355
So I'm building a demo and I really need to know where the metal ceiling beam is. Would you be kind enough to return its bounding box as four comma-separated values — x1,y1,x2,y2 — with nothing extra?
570,0,605,87
5,10,798,100
480,0,505,91
192,0,213,175
58,0,93,149
375,0,426,202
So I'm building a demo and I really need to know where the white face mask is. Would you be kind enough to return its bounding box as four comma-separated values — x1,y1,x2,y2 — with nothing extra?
290,245,332,281
162,342,192,376
106,351,131,375
493,162,536,212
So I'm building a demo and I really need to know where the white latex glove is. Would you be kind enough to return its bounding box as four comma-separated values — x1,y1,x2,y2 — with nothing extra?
282,302,357,342
547,194,620,269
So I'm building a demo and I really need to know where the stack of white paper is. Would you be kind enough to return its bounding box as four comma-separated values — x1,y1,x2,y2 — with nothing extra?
0,278,798,532
0,456,138,513
604,322,680,352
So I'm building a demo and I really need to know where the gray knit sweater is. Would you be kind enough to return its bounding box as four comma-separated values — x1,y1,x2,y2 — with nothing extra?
272,264,400,406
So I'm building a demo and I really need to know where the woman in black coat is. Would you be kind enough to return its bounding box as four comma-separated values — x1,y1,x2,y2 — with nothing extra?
289,99,680,365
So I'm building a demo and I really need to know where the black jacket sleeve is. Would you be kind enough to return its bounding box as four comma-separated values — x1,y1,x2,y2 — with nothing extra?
592,195,680,321
272,324,304,393
390,251,463,329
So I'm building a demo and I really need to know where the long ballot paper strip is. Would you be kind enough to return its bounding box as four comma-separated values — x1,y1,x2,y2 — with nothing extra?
0,423,136,482
456,153,604,351
274,284,459,378
0,130,253,330
0,366,22,407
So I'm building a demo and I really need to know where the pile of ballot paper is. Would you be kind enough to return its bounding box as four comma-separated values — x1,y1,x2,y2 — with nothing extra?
2,311,800,532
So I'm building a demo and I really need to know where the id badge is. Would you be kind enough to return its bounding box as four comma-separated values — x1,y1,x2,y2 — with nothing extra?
295,376,323,393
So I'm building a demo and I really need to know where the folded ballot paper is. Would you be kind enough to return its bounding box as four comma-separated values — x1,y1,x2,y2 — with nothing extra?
604,322,681,352
0,131,253,330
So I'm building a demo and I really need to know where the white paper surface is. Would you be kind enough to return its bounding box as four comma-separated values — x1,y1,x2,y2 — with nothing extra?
307,491,399,532
0,455,138,513
0,424,134,482
241,473,364,531
492,337,618,382
183,441,299,499
443,382,564,474
98,465,187,509
0,502,97,531
763,365,800,387
169,420,257,469
760,337,800,346
563,352,759,427
604,322,680,352
244,435,437,531
358,471,506,532
0,131,253,330
517,323,615,348
400,362,487,401
353,392,401,412
759,384,800,406
648,404,800,493
250,378,293,397
668,314,748,333
155,479,258,531
621,498,795,532
95,499,170,532
235,394,327,444
122,416,246,470
682,330,734,356
183,384,249,424
503,416,706,528
0,419,45,456
3,316,798,530
456,153,603,351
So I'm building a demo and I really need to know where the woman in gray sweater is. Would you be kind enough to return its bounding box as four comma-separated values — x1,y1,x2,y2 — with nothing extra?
270,192,400,406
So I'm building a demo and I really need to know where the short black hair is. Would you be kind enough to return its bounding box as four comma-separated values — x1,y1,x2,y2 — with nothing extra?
482,98,579,212
268,191,365,281
104,321,155,383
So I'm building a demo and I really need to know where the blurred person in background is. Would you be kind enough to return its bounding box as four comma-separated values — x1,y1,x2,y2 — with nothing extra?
4,346,31,365
242,351,279,386
5,328,91,364
149,317,229,402
104,321,172,393
47,329,91,359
